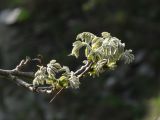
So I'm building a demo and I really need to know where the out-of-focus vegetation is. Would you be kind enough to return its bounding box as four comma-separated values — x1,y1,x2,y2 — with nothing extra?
0,0,159,120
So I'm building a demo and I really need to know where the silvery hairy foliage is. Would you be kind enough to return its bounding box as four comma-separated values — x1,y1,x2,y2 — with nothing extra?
33,32,134,91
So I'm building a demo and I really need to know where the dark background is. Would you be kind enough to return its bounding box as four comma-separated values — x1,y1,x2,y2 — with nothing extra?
0,0,160,120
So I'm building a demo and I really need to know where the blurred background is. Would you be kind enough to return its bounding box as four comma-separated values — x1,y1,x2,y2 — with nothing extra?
0,0,160,120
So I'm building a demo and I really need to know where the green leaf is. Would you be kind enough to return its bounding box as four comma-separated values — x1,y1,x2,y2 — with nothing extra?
53,63,61,69
48,60,62,70
33,78,40,86
85,45,91,57
46,79,54,85
69,71,80,89
49,60,56,64
47,66,57,78
47,60,62,79
33,66,48,85
121,50,134,64
60,66,70,74
91,37,103,51
92,37,103,44
35,66,47,77
76,32,96,44
70,41,85,58
101,32,111,38
94,59,108,76
59,76,69,88
107,61,117,69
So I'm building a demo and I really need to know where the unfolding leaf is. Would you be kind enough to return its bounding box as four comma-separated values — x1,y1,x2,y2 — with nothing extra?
76,32,96,44
101,32,111,38
85,45,91,57
94,59,108,76
70,41,85,58
60,66,70,74
121,50,134,64
69,71,80,89
33,66,48,86
47,60,62,79
91,37,103,50
58,76,69,88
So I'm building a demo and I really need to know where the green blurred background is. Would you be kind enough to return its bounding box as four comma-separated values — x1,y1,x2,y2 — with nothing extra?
0,0,160,120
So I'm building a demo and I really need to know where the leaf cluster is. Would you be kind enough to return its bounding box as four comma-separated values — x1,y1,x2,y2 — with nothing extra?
70,32,134,76
33,32,134,90
33,60,80,90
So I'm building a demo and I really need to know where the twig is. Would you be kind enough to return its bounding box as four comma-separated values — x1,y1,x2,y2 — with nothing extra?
0,57,54,94
0,74,53,94
75,61,90,76
0,57,92,96
77,62,93,78
0,69,34,79
49,88,64,103
14,56,42,72
14,56,31,71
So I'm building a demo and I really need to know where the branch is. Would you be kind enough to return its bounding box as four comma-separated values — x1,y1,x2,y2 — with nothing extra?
0,32,134,99
77,62,93,78
75,61,90,76
0,57,37,79
0,72,53,94
0,57,54,94
0,58,93,95
0,69,34,79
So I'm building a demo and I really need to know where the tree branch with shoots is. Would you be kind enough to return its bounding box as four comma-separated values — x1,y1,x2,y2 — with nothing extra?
0,32,134,101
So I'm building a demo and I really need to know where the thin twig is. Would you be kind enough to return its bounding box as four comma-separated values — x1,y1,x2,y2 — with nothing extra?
49,88,64,103
14,56,42,71
0,57,53,94
75,61,89,76
77,62,93,78
14,57,31,71
0,69,34,79
4,75,53,94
